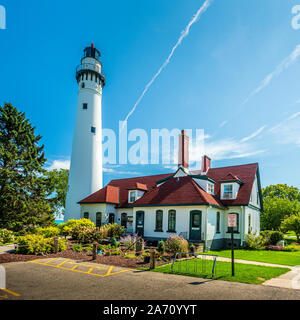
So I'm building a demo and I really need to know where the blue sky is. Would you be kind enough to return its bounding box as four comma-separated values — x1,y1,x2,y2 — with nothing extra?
1,0,300,188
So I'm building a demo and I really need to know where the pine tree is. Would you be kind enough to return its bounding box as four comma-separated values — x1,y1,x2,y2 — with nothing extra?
0,103,54,233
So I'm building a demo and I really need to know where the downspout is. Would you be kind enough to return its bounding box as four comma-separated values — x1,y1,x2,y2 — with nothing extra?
204,207,208,251
241,206,245,247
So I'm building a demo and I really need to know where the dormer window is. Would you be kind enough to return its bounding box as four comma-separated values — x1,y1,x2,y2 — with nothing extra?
222,184,234,199
207,183,214,195
129,190,137,203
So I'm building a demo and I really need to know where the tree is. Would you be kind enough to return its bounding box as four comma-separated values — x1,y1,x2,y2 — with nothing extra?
261,184,300,231
281,214,300,243
45,169,69,215
0,103,54,232
261,197,300,231
262,184,300,202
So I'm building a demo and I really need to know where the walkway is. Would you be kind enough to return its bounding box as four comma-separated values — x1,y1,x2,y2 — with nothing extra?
204,256,300,290
0,244,15,254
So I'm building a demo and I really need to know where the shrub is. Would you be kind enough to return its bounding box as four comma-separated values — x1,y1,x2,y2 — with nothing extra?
36,226,60,238
0,229,15,245
70,225,102,244
244,232,267,250
265,245,284,251
260,230,284,245
111,237,119,248
119,235,140,250
158,240,165,254
59,219,95,236
111,248,122,255
282,244,300,252
72,243,83,252
16,234,66,255
165,235,189,256
124,253,138,259
100,223,125,238
83,244,93,252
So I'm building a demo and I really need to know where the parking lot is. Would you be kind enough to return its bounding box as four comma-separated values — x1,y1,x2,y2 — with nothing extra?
1,258,300,300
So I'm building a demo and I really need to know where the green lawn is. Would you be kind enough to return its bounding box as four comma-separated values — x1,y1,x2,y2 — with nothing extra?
206,249,300,266
151,259,289,284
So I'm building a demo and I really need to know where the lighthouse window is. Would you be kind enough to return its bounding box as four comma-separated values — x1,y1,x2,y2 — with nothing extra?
81,82,85,89
91,74,94,81
91,126,96,134
86,73,88,80
83,103,88,110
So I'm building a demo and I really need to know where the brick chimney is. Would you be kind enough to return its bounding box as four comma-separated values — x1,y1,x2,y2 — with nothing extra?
178,130,189,169
201,155,211,174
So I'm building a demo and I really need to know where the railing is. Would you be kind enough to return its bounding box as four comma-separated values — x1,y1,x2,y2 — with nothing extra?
76,63,102,75
76,63,106,85
171,252,218,277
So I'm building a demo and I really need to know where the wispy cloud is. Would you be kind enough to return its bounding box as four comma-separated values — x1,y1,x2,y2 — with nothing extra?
103,166,140,175
243,44,300,105
121,0,213,128
190,137,266,162
241,125,266,142
46,159,70,171
219,120,228,128
269,111,300,146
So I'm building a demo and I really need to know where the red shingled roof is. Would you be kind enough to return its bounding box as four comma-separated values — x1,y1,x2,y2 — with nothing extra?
133,175,224,207
206,163,258,205
78,185,120,204
78,163,259,208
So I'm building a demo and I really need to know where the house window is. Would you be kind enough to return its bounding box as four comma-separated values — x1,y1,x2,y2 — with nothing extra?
227,213,239,233
155,210,163,232
168,210,176,232
91,126,96,134
121,213,127,228
216,212,220,233
207,183,214,195
96,212,102,227
83,212,89,219
83,103,88,109
129,190,136,203
223,184,233,199
109,213,115,224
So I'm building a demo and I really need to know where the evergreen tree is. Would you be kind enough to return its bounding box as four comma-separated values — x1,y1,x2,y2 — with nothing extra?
45,169,69,215
0,103,54,232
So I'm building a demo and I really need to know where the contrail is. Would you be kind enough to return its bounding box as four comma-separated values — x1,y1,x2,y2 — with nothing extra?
121,0,213,129
242,44,300,105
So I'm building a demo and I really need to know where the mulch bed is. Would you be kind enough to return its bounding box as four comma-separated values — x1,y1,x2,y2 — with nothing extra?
0,245,172,269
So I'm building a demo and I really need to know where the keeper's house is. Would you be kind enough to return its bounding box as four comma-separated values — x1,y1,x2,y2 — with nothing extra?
78,131,262,250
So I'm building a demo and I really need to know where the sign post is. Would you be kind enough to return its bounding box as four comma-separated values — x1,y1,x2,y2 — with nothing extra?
227,214,237,276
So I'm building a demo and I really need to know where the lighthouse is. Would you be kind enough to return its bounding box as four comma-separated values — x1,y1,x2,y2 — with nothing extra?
64,44,106,221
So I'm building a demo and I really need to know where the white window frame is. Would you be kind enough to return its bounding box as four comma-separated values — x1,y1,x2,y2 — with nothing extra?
222,183,234,199
207,183,214,195
128,190,137,203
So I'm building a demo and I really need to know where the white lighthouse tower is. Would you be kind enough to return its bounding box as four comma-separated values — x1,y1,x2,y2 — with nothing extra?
65,44,106,221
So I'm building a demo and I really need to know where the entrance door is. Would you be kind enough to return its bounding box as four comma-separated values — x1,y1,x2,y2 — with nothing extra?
136,211,145,237
189,210,202,241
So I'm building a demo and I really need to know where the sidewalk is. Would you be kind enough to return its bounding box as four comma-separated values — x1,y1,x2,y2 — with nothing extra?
0,244,15,254
210,256,300,290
